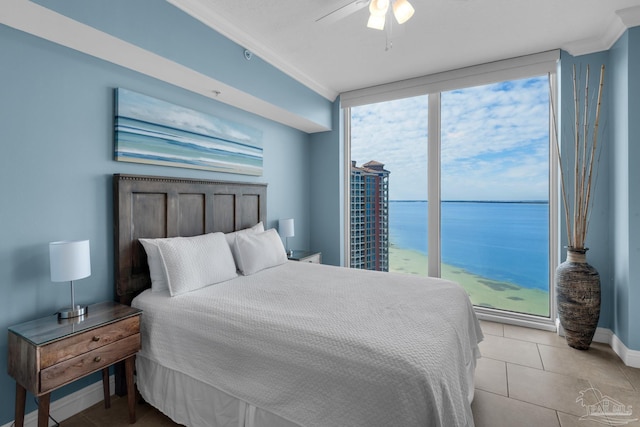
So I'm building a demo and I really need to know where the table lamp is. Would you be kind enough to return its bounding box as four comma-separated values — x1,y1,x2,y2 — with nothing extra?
49,240,91,319
278,218,295,256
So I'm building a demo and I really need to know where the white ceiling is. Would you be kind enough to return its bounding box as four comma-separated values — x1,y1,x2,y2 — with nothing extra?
169,0,640,100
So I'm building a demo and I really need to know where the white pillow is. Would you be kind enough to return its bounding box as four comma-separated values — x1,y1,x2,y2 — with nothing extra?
139,238,170,292
235,229,287,276
225,222,264,264
157,232,238,296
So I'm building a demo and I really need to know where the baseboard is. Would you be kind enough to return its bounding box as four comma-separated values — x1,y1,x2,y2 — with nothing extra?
592,326,612,344
554,321,639,368
2,375,114,427
555,318,564,336
593,328,640,368
610,332,640,368
590,327,640,368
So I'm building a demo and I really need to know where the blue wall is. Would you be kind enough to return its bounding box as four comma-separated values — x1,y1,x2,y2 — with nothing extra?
608,26,640,350
610,30,631,348
310,99,345,267
626,27,640,351
0,22,316,424
560,27,640,350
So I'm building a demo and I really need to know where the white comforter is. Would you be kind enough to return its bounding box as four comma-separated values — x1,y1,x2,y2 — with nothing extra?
133,261,483,427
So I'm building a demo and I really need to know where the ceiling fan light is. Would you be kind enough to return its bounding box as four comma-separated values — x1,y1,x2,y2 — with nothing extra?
369,0,390,16
367,13,386,30
393,0,415,24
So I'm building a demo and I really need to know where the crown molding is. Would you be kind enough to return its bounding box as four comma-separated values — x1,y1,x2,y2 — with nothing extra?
563,6,640,56
167,0,338,101
1,0,329,133
617,5,640,27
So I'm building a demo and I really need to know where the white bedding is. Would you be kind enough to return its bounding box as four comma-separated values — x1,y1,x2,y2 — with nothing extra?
132,261,483,427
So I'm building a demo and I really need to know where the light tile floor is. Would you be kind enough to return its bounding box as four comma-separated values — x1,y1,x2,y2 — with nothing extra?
63,321,640,426
473,321,640,427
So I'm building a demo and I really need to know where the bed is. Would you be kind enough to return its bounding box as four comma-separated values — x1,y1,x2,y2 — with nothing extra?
113,173,483,427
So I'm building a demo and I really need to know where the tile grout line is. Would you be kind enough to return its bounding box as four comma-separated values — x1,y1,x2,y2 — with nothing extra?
480,378,571,416
505,360,510,398
616,362,640,393
537,343,546,371
499,330,567,347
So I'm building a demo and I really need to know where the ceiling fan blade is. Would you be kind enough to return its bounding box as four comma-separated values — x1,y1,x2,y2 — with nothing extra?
316,0,370,25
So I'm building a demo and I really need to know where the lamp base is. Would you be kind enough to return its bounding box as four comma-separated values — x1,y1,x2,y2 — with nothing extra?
58,305,88,319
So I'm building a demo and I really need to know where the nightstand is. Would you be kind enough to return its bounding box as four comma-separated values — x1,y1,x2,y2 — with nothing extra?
287,250,322,264
8,301,142,427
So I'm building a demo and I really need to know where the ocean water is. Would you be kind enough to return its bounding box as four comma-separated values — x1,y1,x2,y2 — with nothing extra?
389,201,549,291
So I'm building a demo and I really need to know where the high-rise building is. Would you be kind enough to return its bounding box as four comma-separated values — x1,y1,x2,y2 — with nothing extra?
350,160,390,271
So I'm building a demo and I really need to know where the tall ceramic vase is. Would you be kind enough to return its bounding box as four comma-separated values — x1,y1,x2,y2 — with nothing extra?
555,247,601,350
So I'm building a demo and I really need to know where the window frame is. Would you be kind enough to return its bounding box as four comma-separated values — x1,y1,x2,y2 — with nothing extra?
342,52,559,330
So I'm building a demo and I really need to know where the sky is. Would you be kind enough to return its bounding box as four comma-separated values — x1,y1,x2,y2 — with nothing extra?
350,76,550,201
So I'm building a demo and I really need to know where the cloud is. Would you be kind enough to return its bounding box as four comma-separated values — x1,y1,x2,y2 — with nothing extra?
351,95,429,200
350,76,549,201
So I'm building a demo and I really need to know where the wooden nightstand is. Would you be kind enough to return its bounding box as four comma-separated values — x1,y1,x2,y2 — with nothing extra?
8,301,142,427
288,250,322,264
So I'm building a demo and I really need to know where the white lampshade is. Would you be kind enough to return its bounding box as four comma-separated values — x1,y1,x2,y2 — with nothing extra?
368,0,389,30
367,13,386,30
393,0,415,24
278,219,295,238
50,240,91,282
50,240,91,319
369,0,389,16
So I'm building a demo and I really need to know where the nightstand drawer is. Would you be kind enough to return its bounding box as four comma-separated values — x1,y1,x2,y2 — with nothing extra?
40,316,140,369
40,333,140,392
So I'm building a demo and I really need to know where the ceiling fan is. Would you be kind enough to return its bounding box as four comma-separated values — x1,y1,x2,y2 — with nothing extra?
316,0,415,30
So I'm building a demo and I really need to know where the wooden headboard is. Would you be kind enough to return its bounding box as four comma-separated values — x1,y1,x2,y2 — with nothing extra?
113,174,267,305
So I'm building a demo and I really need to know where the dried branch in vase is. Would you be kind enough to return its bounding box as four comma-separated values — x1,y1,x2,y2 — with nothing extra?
550,64,605,251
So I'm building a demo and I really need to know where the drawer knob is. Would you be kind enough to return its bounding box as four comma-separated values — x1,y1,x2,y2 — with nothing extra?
94,356,102,363
92,336,100,342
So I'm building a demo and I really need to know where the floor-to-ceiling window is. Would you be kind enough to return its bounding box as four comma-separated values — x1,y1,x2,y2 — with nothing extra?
440,77,550,317
344,52,558,323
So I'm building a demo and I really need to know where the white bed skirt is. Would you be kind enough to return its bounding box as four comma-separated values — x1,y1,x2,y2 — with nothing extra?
136,354,301,427
137,353,477,427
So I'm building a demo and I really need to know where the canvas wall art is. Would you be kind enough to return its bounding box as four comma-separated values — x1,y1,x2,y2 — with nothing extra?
115,88,263,176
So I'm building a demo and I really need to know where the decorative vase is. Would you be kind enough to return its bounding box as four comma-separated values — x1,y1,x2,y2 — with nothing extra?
555,247,601,350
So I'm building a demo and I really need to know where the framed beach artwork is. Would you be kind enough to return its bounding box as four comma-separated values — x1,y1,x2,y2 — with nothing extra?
114,88,263,176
